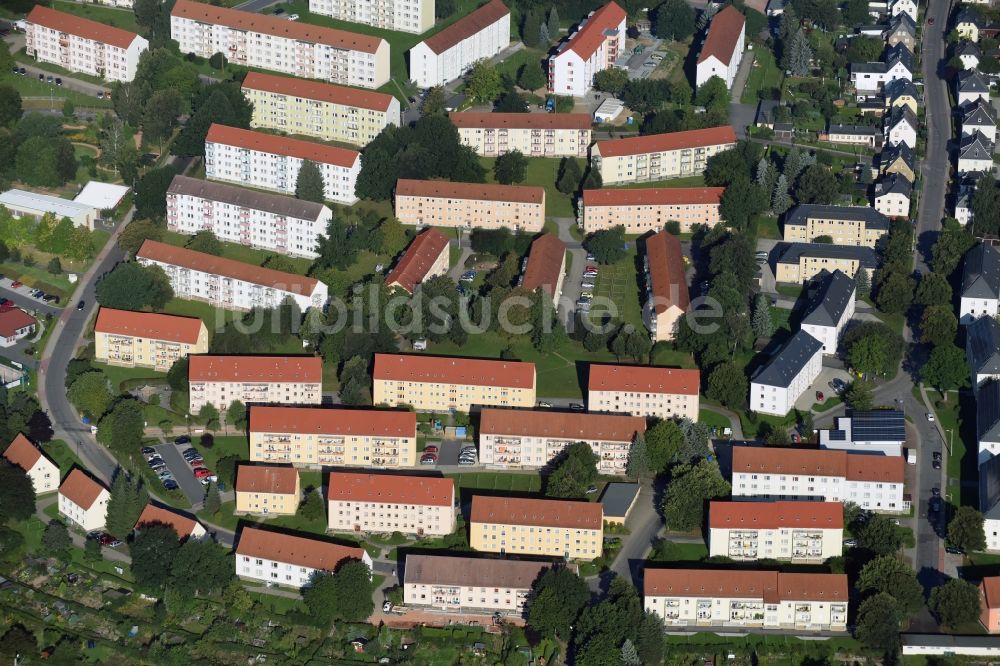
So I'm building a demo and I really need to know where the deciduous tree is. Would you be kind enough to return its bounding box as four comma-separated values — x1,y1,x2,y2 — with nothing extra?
494,150,528,184
186,230,223,256
584,226,627,264
856,592,901,653
67,371,113,420
106,471,147,540
131,523,181,590
655,0,696,40
661,460,730,531
0,461,36,522
948,506,986,553
706,362,747,410
545,442,599,498
857,555,925,616
465,61,503,103
526,567,590,639
930,578,982,628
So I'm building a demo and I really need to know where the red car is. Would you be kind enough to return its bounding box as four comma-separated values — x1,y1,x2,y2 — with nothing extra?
10,281,22,289
586,266,598,273
98,533,122,547
424,445,438,454
192,467,214,479
816,391,825,401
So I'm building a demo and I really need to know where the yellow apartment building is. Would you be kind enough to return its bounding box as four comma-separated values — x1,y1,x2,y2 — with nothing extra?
782,205,890,247
644,231,690,342
591,126,738,185
188,355,322,413
235,464,301,515
394,179,546,233
581,187,724,234
774,243,879,283
470,496,604,560
326,471,455,536
94,307,208,372
450,112,593,158
588,364,700,420
708,501,843,562
385,227,451,294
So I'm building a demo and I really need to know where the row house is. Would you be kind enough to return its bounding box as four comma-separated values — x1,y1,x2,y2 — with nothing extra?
235,464,301,515
962,99,997,143
58,469,110,532
960,243,1000,324
588,363,699,420
520,233,566,307
409,0,510,87
774,242,879,284
967,315,1000,392
235,526,372,589
800,270,857,355
782,204,889,247
580,186,724,234
394,179,545,233
548,2,627,96
695,6,746,90
643,230,690,342
469,496,604,560
384,227,451,294
708,501,843,562
2,433,59,496
94,307,209,372
326,471,455,536
451,112,592,158
591,126,738,185
308,0,434,34
750,329,823,416
188,354,322,413
135,504,207,540
885,13,916,50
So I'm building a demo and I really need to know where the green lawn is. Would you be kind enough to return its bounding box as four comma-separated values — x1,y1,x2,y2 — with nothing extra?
50,0,140,33
478,155,581,218
586,252,644,330
45,439,86,478
0,73,112,108
90,361,167,394
697,409,731,430
196,435,248,475
613,174,707,189
159,230,314,276
161,298,239,335
648,539,708,562
741,47,783,105
446,471,542,493
495,48,547,87
199,499,239,531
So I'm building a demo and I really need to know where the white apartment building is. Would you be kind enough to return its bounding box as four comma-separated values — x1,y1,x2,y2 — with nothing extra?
819,410,906,457
588,364,700,421
170,0,390,88
58,469,110,532
2,433,59,496
800,270,856,355
309,0,434,34
188,355,323,413
451,112,593,158
326,471,455,536
580,186,725,234
962,243,1000,324
136,239,329,312
695,6,746,90
644,570,848,632
409,0,510,88
235,526,373,589
979,380,1000,465
750,330,823,416
205,124,360,205
708,501,843,562
26,5,148,82
591,126,738,185
478,408,645,473
731,445,909,513
548,2,627,97
404,555,555,615
394,179,545,232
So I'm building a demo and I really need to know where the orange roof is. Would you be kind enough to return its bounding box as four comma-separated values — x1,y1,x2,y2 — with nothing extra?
422,0,510,55
374,353,536,389
384,227,451,294
561,2,626,59
236,465,300,495
450,112,593,130
644,569,848,603
189,355,322,384
697,6,746,66
206,123,360,168
709,500,844,530
249,405,417,438
95,307,204,345
775,572,849,603
235,526,366,571
241,72,395,112
521,233,566,297
479,408,645,441
59,469,107,510
846,454,906,483
731,446,905,483
470,496,603,529
583,186,725,207
171,0,384,53
395,178,544,205
983,577,1000,609
327,471,453,507
0,308,36,338
595,126,737,158
646,231,690,315
135,504,201,538
2,433,45,472
27,5,141,50
588,364,699,395
137,239,320,296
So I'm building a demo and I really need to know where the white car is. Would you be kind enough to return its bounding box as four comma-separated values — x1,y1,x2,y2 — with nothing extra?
382,600,393,612
287,13,300,20
926,412,935,422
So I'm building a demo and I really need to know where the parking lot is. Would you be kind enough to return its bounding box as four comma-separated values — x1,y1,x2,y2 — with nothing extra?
0,278,63,315
794,367,853,412
152,440,207,506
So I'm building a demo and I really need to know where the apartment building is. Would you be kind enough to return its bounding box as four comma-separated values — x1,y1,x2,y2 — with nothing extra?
469,496,604,559
404,554,555,615
644,230,690,342
205,124,360,204
695,6,746,89
548,2,627,96
644,569,848,632
373,353,536,412
394,179,545,232
135,504,207,540
800,270,857,355
309,0,433,33
520,233,566,306
782,204,890,247
409,0,510,87
137,240,328,312
774,242,879,284
451,112,592,158
982,577,1000,632
967,315,1000,391
326,471,455,536
235,465,301,515
58,469,110,532
750,330,823,416
731,445,909,513
243,72,400,146
94,307,209,372
235,526,373,589
249,405,418,468
591,126,738,185
478,408,645,474
708,501,843,562
961,243,1000,324
3,433,58,496
170,0,389,88
587,364,700,421
188,355,322,413
26,6,148,82
385,227,451,294
581,187,724,234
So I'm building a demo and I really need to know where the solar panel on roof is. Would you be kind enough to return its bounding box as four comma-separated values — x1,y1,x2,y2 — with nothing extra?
828,430,847,442
850,410,905,441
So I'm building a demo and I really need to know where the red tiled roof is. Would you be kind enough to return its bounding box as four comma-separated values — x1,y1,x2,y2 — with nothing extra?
189,355,322,384
206,123,360,168
450,112,593,130
846,453,906,483
27,5,141,50
470,496,603,529
95,307,204,345
2,433,44,472
521,233,566,297
242,72,395,112
697,6,746,66
421,0,510,55
0,308,35,338
137,239,320,296
595,126,738,158
384,227,451,294
235,526,366,571
731,446,905,483
561,2,626,59
709,500,844,530
374,353,536,389
236,465,300,495
395,178,544,205
983,577,1000,609
479,408,645,441
644,569,848,604
776,572,850,603
645,231,689,316
582,187,725,207
588,364,699,395
59,469,107,510
135,504,201,538
327,471,453,507
171,0,384,53
249,405,417,438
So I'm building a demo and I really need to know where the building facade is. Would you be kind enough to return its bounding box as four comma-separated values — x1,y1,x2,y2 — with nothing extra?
548,2,627,97
384,227,451,294
326,471,455,536
750,330,823,416
961,243,1000,324
588,364,700,420
520,233,566,307
308,0,433,33
581,187,724,234
403,555,555,615
799,270,856,355
188,355,323,413
409,0,510,87
644,230,690,342
94,307,209,372
981,577,1000,633
708,501,843,562
452,112,592,158
235,526,373,589
394,179,545,232
774,243,879,284
2,434,59,496
469,496,604,560
591,126,738,185
235,465,301,515
695,6,746,89
58,469,110,532
782,204,890,247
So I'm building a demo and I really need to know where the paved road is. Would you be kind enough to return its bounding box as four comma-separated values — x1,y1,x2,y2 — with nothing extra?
153,440,206,507
553,218,587,328
4,33,109,98
596,479,663,593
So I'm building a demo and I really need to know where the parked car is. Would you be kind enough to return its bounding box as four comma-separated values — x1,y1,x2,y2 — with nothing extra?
423,445,438,454
174,436,191,445
538,401,552,408
458,457,476,465
569,403,585,411
931,487,940,496
933,451,942,461
17,68,24,75
77,300,85,310
141,446,156,455
945,546,963,555
930,497,944,513
46,75,53,83
843,539,857,547
10,281,22,289
586,253,596,261
419,454,437,465
192,467,214,479
98,534,122,547
54,77,61,86
163,479,178,490
287,13,299,20
382,600,392,612
926,412,935,422
96,91,104,99
815,391,824,401
932,459,941,470
43,294,58,303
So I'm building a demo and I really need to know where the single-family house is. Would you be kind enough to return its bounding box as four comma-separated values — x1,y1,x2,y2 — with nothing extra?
885,12,916,49
884,78,921,114
880,142,915,180
884,105,918,148
958,69,991,105
958,41,983,70
958,132,995,175
957,185,975,226
956,7,983,42
961,243,1000,324
889,0,916,21
851,43,912,92
968,315,1000,392
963,99,998,142
0,309,36,347
2,433,59,495
58,469,110,532
873,173,912,218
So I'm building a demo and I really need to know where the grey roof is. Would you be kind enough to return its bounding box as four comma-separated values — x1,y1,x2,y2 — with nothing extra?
959,131,994,161
887,105,918,130
829,124,879,136
963,98,997,125
903,633,1000,650
774,122,794,132
981,447,1000,520
752,330,823,388
962,243,1000,300
955,7,983,28
403,554,552,589
957,40,983,58
886,43,913,69
967,315,1000,377
874,173,912,197
852,62,887,74
599,482,641,518
888,12,916,35
167,175,329,221
784,204,890,230
880,142,915,169
802,270,856,327
776,242,880,269
978,379,1000,445
957,188,974,210
958,69,990,93
884,78,921,101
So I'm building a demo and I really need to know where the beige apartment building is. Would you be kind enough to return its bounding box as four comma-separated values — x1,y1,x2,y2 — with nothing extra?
94,307,208,372
188,355,322,413
520,233,566,307
326,471,455,536
645,231,690,343
782,204,890,247
249,405,418,468
470,496,604,560
708,501,843,562
373,354,536,412
774,243,879,284
242,71,400,146
394,179,545,232
588,364,700,420
581,186,725,234
591,126,738,185
478,409,645,474
235,465,301,515
450,112,593,158
385,227,451,294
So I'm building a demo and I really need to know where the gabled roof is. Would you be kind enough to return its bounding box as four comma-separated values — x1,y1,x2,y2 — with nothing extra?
95,307,205,345
327,471,453,507
957,40,983,58
731,445,905,482
395,178,544,205
874,173,912,197
2,433,48,473
168,175,330,222
645,231,690,315
134,504,202,539
981,451,1000,520
588,364,700,395
27,5,142,50
206,124,360,168
249,405,417,438
235,526,366,570
521,233,566,298
886,43,914,69
582,187,725,207
189,355,322,383
802,270,856,328
241,72,395,112
559,1,626,60
963,244,1000,300
979,380,1000,444
960,131,995,161
384,228,451,294
887,105,918,130
0,309,36,338
59,469,107,510
785,204,889,230
644,569,848,603
967,315,1000,377
776,242,879,269
479,408,645,442
982,577,1000,610
884,78,921,101
421,0,510,55
962,98,997,126
955,6,983,28
449,112,593,130
595,126,737,158
888,12,916,35
373,353,536,389
958,69,990,93
709,500,843,530
404,554,552,589
470,496,603,529
828,124,879,136
698,6,746,66
751,330,823,388
881,142,915,169
851,62,888,75
235,464,299,495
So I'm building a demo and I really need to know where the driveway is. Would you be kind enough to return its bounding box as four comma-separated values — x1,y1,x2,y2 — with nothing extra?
553,218,587,328
793,366,851,412
153,440,205,507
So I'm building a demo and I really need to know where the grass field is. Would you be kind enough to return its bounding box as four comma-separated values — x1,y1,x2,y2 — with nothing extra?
159,230,314,276
50,0,140,33
697,409,731,430
46,439,86,477
446,471,542,493
0,73,113,108
648,539,708,562
741,48,783,105
478,155,581,218
586,252,644,331
161,298,239,337
91,362,166,393
495,48,547,87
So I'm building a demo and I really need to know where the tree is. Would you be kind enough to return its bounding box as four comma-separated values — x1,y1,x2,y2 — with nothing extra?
625,434,650,479
198,403,220,430
295,160,326,203
932,218,975,277
857,513,902,555
783,30,813,76
857,555,925,616
465,60,503,103
655,0,696,40
843,0,869,25
95,262,174,311
0,85,22,127
0,462,36,522
547,7,560,38
557,157,583,194
0,624,36,662
545,442,599,498
97,399,145,460
755,157,772,190
646,420,684,472
661,460,730,531
16,136,68,187
920,344,969,395
916,272,953,306
46,257,62,275
494,150,528,184
105,472,147,540
771,174,791,215
919,306,958,347
527,567,590,639
142,88,183,148
752,292,775,339
216,454,240,488
131,523,181,590
856,593,901,653
85,535,102,562
795,165,837,204
202,481,221,515
584,226,627,264
844,321,903,378
299,487,326,522
930,578,982,628
593,68,630,95
948,506,987,553
846,35,883,63
172,84,253,157
169,539,232,596
875,270,915,314
720,177,768,231
843,379,874,411
68,371,113,420
706,362,747,410
42,520,71,557
517,61,546,91
118,219,164,256
855,267,871,299
521,8,543,48
304,559,374,624
167,357,189,392
696,77,730,115
135,165,178,219
226,400,247,432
